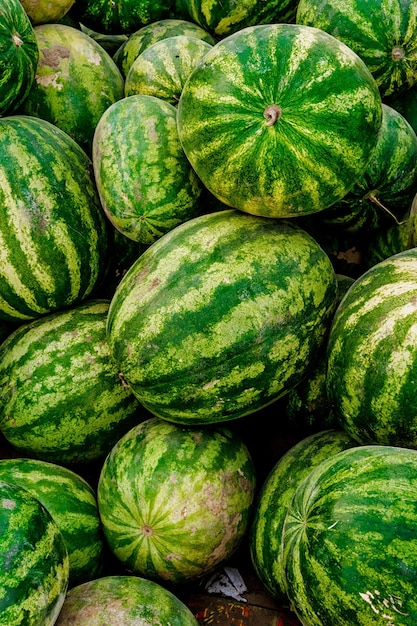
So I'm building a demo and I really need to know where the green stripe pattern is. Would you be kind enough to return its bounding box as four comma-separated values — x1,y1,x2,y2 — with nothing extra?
177,23,382,219
56,575,199,625
282,444,417,625
97,416,256,583
0,115,110,322
93,94,203,245
107,209,338,425
326,248,417,448
0,300,145,464
19,23,124,156
296,0,417,97
0,458,104,587
182,0,298,37
0,0,39,115
125,35,212,105
0,480,69,626
250,430,357,603
113,18,217,78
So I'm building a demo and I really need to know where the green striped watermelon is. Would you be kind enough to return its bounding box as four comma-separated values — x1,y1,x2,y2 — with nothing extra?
250,429,357,604
19,23,124,156
124,35,212,105
177,23,382,219
55,575,199,625
181,0,298,38
92,94,203,244
97,416,256,583
326,247,417,448
106,209,338,425
316,103,417,233
0,115,110,322
20,0,75,25
113,18,216,78
0,458,104,586
296,0,417,97
0,0,39,115
0,480,69,625
282,444,417,625
0,300,147,464
70,0,174,34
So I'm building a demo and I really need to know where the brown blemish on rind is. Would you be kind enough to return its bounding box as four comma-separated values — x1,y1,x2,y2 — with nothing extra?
39,45,71,69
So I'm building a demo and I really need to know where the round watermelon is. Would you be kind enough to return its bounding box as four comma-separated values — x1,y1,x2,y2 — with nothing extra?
106,209,338,425
282,444,417,625
0,457,104,586
326,247,417,448
0,300,148,464
0,115,110,322
177,23,382,219
97,416,256,583
0,0,39,115
93,94,203,244
0,480,69,624
70,0,174,34
55,575,199,625
19,23,124,156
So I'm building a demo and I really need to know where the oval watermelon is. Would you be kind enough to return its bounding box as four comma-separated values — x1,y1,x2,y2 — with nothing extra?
0,480,69,625
0,115,110,322
106,209,338,425
20,0,75,25
326,247,417,448
19,23,124,156
250,429,358,603
282,444,417,625
97,416,256,583
0,300,148,464
177,23,382,219
55,575,199,625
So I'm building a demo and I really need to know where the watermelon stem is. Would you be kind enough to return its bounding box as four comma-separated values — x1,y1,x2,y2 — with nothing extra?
367,192,406,226
392,46,405,61
264,104,282,126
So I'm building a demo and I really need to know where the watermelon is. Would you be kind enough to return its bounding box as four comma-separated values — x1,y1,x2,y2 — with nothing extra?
296,0,417,97
18,23,124,156
326,247,417,448
124,35,212,105
316,103,417,233
250,429,357,604
0,457,104,586
55,575,199,625
388,83,417,136
282,444,417,625
0,115,110,322
97,416,256,583
177,23,382,219
70,0,174,35
20,0,75,25
0,0,39,115
106,209,338,425
0,480,69,625
92,94,203,244
0,299,148,465
181,0,298,38
113,17,217,78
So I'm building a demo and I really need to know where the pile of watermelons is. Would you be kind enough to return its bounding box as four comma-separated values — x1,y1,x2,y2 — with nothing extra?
2,0,417,623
